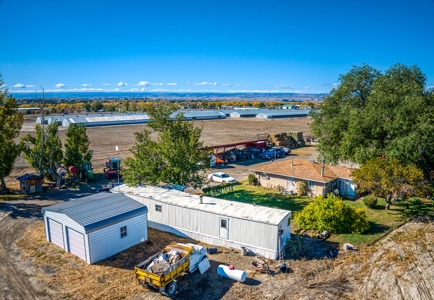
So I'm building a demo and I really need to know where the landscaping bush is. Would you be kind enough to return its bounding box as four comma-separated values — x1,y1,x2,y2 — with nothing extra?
408,197,422,206
297,181,308,195
295,194,370,234
248,174,257,186
363,195,378,208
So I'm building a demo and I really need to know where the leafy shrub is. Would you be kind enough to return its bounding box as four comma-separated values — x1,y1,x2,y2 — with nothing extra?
408,197,422,206
297,181,308,195
295,194,370,234
248,174,257,186
363,196,378,208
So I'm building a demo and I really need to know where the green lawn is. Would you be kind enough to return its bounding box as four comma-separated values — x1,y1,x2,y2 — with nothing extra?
0,193,26,202
216,182,433,245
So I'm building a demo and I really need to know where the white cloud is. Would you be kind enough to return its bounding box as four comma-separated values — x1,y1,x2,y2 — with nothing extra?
0,84,7,88
136,81,149,86
166,83,177,86
26,84,35,88
82,83,92,87
13,83,25,88
141,88,147,92
195,82,218,86
304,86,310,90
114,88,120,91
131,88,140,92
427,85,434,90
103,83,111,86
331,83,339,88
117,82,127,87
222,84,230,87
151,83,164,86
54,83,66,88
274,85,292,89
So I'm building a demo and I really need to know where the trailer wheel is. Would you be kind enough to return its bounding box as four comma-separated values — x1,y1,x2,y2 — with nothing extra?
165,281,177,298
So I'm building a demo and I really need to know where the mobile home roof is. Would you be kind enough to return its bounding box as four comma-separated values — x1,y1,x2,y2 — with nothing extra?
114,185,291,225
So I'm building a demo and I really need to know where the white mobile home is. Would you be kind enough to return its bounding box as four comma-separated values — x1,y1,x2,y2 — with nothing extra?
42,193,148,264
115,185,292,259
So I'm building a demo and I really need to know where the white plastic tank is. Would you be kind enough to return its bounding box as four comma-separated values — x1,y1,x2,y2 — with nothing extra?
217,265,246,282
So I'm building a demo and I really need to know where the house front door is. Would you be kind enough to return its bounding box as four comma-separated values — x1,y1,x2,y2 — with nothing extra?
287,177,295,192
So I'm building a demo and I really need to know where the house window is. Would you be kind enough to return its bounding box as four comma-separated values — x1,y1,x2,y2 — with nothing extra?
155,204,162,212
307,181,314,188
120,226,127,238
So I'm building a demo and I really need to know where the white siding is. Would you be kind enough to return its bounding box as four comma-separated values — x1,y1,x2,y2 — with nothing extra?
44,210,148,264
128,194,283,259
88,214,148,264
44,211,90,263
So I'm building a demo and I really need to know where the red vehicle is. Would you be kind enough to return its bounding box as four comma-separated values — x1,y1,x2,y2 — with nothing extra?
104,157,121,179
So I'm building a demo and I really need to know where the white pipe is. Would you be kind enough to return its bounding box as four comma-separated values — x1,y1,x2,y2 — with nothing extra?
217,265,246,282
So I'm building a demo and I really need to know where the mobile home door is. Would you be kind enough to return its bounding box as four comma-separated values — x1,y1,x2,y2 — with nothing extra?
219,218,229,239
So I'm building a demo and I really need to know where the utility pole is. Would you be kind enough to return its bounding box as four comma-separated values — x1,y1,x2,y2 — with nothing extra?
116,146,120,192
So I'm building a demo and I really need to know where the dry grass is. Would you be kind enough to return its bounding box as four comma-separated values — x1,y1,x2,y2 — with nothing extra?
16,221,193,300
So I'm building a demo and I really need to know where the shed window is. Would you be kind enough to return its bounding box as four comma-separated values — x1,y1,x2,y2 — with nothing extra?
155,204,162,212
120,226,127,238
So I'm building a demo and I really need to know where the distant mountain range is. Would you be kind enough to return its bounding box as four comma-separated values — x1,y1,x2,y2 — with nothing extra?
12,91,326,102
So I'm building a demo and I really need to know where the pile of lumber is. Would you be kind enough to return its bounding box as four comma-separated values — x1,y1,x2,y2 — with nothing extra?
268,131,305,148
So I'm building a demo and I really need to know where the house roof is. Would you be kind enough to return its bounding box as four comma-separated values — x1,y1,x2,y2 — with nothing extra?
42,193,148,232
251,159,354,183
113,185,291,226
16,173,43,181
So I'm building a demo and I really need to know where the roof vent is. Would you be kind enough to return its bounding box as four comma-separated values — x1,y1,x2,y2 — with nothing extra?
199,195,203,204
321,166,325,177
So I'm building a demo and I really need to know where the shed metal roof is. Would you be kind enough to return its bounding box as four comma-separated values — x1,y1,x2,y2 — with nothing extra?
173,111,226,118
113,185,291,225
16,173,43,181
256,109,311,118
42,193,148,232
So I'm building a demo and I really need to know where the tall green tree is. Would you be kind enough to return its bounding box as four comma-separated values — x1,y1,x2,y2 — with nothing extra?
123,103,210,188
352,157,426,209
311,63,434,174
21,122,63,177
63,124,93,168
0,75,24,190
90,101,103,112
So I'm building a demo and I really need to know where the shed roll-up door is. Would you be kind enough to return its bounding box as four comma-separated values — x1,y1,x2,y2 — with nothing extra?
48,218,64,249
67,228,86,261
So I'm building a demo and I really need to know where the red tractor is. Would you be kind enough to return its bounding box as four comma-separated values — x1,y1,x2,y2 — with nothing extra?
104,158,121,179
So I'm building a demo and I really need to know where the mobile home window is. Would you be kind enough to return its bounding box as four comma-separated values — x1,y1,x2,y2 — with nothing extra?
120,226,127,238
155,204,162,212
221,219,227,229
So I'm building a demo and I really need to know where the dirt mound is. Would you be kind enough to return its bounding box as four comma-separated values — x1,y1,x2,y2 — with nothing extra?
356,217,434,300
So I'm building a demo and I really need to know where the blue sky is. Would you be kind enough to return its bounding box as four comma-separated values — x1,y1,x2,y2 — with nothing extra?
1,0,433,94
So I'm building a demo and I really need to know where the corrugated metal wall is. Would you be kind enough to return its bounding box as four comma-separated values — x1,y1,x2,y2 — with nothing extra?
44,211,148,264
88,214,148,264
44,211,91,263
127,194,281,259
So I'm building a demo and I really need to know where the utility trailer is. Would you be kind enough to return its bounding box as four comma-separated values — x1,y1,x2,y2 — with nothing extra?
135,243,210,297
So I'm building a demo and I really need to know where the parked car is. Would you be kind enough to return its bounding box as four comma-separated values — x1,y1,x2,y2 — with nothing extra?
243,147,262,157
207,172,236,183
259,149,282,160
275,147,291,155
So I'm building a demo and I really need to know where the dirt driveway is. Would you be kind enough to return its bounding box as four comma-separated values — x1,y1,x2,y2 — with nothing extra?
0,199,58,300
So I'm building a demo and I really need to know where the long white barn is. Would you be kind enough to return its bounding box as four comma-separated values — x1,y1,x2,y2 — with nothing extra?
114,185,291,259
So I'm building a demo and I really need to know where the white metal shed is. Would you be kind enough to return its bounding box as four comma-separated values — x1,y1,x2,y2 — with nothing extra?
42,193,148,264
114,185,292,259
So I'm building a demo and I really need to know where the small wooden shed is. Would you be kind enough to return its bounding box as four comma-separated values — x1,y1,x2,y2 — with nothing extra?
16,174,44,194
